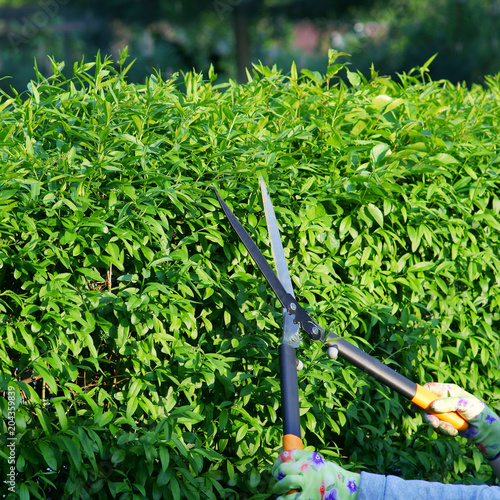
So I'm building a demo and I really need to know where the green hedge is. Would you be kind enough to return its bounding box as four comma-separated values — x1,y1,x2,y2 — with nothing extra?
1,50,500,499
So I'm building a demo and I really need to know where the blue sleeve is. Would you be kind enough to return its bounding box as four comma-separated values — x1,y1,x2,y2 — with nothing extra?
358,471,500,500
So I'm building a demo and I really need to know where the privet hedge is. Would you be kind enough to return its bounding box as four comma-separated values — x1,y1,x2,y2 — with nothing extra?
1,50,500,499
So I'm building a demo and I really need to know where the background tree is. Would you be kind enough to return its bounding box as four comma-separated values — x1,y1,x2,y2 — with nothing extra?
349,0,500,83
0,0,499,93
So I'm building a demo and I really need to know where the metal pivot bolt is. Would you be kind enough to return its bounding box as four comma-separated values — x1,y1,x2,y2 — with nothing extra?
289,303,297,312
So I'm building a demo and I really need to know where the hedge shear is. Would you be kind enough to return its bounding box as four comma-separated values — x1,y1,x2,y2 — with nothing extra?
216,179,467,454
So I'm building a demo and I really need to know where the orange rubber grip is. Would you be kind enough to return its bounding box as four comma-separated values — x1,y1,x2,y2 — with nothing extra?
412,384,468,431
283,434,303,451
282,435,303,495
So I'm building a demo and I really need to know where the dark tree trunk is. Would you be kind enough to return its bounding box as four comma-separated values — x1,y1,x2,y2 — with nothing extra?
233,2,252,83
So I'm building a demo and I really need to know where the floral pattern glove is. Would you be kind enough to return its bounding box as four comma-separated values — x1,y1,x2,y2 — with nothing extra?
272,449,360,500
424,382,500,460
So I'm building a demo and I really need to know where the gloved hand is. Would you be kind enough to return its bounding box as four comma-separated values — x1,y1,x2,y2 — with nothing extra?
424,382,500,460
272,449,360,500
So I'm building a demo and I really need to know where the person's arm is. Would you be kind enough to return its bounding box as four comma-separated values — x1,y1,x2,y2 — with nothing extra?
359,471,500,500
272,450,500,500
272,383,500,498
272,449,360,500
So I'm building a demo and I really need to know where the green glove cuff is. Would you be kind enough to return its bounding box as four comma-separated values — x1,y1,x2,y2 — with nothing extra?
272,449,360,500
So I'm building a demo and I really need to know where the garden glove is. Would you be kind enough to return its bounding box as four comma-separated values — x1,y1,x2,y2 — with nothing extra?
272,449,360,500
424,382,500,477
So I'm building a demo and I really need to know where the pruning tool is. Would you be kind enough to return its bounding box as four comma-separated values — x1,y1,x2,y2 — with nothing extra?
215,179,468,455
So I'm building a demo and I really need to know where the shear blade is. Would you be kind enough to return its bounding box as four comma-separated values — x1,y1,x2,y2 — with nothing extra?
259,178,301,348
215,188,324,342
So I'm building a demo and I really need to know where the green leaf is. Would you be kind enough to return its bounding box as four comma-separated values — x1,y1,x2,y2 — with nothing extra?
39,441,58,470
408,261,435,272
19,483,29,500
32,361,58,394
112,448,127,464
249,468,261,488
126,396,139,418
346,69,361,88
128,378,144,398
170,476,181,499
53,402,68,431
431,153,460,165
339,215,352,239
61,436,81,472
235,423,248,442
367,204,384,228
370,144,391,166
159,446,170,471
95,411,114,427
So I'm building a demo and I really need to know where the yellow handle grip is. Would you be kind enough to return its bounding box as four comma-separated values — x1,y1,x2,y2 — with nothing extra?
412,384,469,431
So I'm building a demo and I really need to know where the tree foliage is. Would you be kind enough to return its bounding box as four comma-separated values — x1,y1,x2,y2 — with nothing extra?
350,0,500,84
1,51,500,499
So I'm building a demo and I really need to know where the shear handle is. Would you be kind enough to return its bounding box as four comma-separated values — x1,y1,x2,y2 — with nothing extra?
280,343,304,451
328,337,469,431
280,343,303,495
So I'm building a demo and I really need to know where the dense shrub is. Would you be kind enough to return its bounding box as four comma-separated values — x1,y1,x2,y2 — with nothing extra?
1,50,500,498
